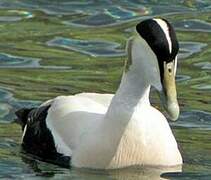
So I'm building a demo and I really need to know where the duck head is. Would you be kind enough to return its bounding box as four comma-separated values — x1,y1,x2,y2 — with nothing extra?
127,18,179,121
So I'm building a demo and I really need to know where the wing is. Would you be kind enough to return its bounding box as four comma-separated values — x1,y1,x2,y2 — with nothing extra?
75,93,113,107
15,93,113,167
45,94,109,150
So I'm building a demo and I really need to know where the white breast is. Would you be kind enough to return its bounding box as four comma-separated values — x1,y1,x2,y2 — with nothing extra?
107,105,182,169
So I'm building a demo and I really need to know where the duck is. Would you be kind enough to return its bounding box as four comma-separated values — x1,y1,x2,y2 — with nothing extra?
15,18,183,169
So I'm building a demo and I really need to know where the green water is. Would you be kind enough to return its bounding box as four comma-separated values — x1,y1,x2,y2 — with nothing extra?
0,0,211,179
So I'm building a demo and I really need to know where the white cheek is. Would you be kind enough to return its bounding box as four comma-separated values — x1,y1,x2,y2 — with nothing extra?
146,52,162,91
150,66,162,91
131,35,162,91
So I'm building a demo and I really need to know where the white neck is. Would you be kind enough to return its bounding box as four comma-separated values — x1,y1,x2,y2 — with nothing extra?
94,35,168,168
104,70,150,129
102,36,154,147
98,59,152,168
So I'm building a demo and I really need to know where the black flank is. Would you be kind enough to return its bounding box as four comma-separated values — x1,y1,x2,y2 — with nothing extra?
15,105,71,168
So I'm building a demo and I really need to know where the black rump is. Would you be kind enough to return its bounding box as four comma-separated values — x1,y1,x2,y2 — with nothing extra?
15,105,71,168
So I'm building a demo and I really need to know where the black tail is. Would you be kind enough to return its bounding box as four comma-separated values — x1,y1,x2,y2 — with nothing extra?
15,108,34,130
14,105,71,168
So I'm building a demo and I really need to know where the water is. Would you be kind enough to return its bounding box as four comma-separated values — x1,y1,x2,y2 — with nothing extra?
0,0,211,179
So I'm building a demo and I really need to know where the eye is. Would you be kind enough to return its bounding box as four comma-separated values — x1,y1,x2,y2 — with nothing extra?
166,62,173,75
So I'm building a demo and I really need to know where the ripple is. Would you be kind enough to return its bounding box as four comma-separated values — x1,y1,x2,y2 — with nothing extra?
0,138,17,149
191,84,211,90
0,88,40,122
47,37,125,57
174,19,211,32
0,0,141,18
0,53,39,68
8,10,33,19
0,103,10,119
70,13,116,26
0,1,83,16
0,10,33,22
150,5,190,16
0,16,23,22
172,110,211,129
47,38,207,59
23,0,95,16
176,74,191,82
103,6,137,20
0,159,33,179
194,62,211,70
178,41,207,59
65,6,148,27
0,53,70,70
0,88,13,100
63,2,191,27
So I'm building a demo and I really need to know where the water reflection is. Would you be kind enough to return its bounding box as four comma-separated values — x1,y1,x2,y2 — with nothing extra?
47,37,125,57
0,53,39,68
0,53,70,69
0,88,40,122
176,74,191,82
19,156,182,180
105,166,182,180
172,110,211,129
69,6,147,27
0,10,33,22
179,41,207,59
174,19,211,32
47,38,207,59
191,84,211,90
194,62,211,70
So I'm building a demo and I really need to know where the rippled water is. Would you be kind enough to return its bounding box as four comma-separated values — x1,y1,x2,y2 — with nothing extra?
0,0,211,179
